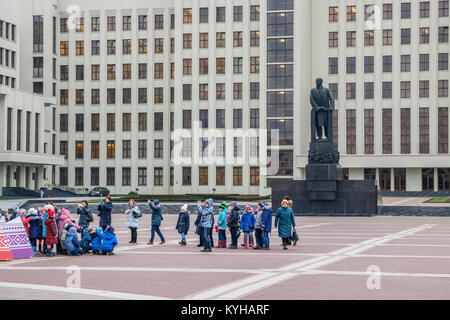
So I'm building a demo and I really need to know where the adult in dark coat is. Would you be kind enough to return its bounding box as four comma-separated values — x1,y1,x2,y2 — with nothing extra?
77,200,92,229
227,201,240,249
275,200,296,250
97,196,113,231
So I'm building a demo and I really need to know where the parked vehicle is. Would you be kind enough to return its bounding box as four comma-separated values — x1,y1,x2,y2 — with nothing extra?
88,187,110,197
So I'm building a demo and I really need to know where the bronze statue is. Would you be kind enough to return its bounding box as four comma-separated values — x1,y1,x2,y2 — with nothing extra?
310,78,335,142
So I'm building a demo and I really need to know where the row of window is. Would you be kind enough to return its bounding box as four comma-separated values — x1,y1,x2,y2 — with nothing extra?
0,74,16,88
0,20,16,41
62,137,261,160
329,54,449,74
330,27,449,48
337,108,449,155
329,2,449,23
60,166,261,187
0,47,16,68
360,168,450,192
59,31,259,56
60,5,260,34
57,57,260,82
59,83,260,106
329,80,449,100
60,109,261,133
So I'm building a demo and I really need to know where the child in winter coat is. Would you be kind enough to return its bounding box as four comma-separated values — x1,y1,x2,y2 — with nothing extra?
80,228,93,253
18,209,32,237
59,224,71,254
216,202,228,248
227,202,241,249
126,200,142,244
65,226,82,256
176,204,190,246
27,208,42,253
253,202,265,250
42,205,59,257
240,206,256,248
91,228,103,254
97,226,118,255
147,200,166,245
261,202,273,250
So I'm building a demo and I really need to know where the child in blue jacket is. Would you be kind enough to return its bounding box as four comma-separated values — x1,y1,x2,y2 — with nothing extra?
98,226,118,255
216,202,228,248
80,228,93,253
240,205,256,248
65,226,82,256
91,228,103,254
261,202,273,250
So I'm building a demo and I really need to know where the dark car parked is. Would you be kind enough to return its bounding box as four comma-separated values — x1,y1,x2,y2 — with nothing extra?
88,187,110,197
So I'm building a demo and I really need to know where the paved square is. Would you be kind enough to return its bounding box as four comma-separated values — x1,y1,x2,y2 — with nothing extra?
1,215,450,300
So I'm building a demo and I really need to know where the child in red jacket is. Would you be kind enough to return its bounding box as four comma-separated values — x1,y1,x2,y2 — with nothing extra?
43,205,59,257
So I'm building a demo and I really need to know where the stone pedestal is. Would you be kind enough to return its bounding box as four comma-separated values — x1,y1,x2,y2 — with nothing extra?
269,139,378,216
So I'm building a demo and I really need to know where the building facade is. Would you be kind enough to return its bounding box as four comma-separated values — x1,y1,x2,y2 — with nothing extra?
1,0,449,195
0,3,64,193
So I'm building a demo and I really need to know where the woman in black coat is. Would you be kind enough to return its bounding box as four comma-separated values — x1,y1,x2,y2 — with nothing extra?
77,200,92,229
97,196,113,231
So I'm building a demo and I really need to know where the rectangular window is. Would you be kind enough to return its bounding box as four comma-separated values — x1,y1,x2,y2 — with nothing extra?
438,107,449,154
200,8,209,23
154,112,163,131
91,141,100,159
199,33,208,48
182,167,192,186
364,109,374,154
250,167,260,186
346,109,356,154
107,114,115,132
138,140,147,159
216,110,225,129
107,16,116,31
122,140,131,159
216,167,225,185
233,167,243,186
122,168,131,186
401,108,411,154
106,168,115,186
107,141,115,159
138,15,147,30
154,168,163,186
154,140,163,159
155,15,164,29
233,109,243,129
75,168,84,186
419,108,430,154
138,168,147,186
216,32,225,47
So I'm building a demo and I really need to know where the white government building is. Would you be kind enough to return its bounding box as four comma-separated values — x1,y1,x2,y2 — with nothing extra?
0,0,449,196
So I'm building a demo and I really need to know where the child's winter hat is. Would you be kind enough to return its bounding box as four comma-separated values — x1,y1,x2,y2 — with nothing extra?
28,208,38,215
245,205,254,212
205,199,214,206
230,201,238,207
153,200,160,206
181,204,188,212
258,202,264,208
281,199,289,206
107,226,115,234
18,209,27,215
65,224,71,231
219,202,227,209
263,202,270,208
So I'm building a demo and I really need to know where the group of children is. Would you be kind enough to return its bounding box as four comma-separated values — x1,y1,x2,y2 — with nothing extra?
0,202,118,257
191,200,274,252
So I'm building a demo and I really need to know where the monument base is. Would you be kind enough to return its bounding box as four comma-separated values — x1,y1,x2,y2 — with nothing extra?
268,179,378,216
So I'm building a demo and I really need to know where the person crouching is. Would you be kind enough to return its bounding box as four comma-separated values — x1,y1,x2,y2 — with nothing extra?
65,226,82,256
98,226,118,255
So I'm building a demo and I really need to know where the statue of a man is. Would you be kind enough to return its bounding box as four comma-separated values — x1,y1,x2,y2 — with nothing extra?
310,78,335,141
